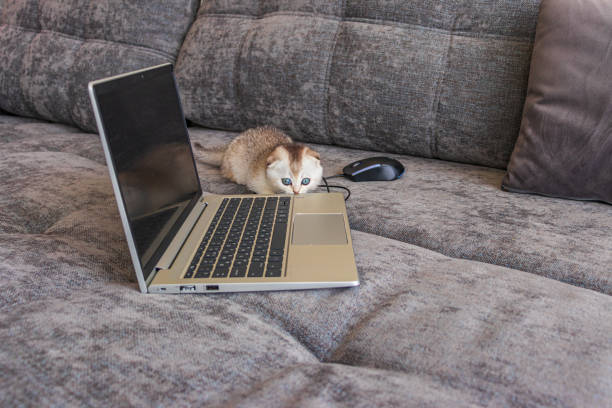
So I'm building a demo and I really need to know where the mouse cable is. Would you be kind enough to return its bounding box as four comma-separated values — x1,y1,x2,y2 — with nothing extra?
319,175,351,201
323,174,344,180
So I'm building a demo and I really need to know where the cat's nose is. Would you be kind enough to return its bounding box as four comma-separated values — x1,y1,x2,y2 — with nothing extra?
292,187,300,194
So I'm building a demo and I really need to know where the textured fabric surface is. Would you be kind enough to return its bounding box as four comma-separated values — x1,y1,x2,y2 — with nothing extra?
0,0,199,132
502,0,612,204
1,116,612,406
176,0,540,169
191,128,612,296
3,238,612,407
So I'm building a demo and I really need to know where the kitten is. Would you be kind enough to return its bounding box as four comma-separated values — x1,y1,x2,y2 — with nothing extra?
195,126,323,195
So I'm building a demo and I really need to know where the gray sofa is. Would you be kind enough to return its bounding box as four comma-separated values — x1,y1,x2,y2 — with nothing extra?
1,1,611,407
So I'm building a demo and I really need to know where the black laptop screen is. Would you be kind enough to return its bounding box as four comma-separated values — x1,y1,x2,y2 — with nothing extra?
93,65,201,279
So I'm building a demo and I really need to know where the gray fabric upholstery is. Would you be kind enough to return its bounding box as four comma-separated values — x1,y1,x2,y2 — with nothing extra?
176,0,540,169
0,0,199,132
1,116,611,406
2,0,612,404
190,128,612,296
503,0,612,204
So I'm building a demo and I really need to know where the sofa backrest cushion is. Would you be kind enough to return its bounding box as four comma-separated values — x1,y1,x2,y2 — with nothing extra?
0,0,199,132
176,0,541,169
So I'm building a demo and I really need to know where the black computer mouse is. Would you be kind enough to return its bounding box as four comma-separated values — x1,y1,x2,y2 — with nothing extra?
342,157,405,182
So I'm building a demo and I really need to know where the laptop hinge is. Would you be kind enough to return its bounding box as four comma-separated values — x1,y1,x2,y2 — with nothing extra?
154,198,207,272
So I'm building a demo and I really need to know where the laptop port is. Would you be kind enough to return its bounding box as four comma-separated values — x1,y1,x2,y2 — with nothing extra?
206,285,219,291
179,285,196,293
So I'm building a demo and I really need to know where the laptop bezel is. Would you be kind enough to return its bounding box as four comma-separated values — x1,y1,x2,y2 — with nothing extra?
88,63,203,292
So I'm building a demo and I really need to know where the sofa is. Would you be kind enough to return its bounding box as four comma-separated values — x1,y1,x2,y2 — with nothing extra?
1,1,611,406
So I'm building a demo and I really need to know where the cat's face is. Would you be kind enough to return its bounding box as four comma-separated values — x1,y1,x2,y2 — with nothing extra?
266,145,323,194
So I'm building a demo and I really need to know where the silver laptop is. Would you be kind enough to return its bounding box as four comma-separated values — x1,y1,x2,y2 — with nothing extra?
89,63,359,294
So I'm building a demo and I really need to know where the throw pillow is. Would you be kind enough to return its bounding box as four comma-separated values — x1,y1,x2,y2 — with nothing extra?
502,0,612,204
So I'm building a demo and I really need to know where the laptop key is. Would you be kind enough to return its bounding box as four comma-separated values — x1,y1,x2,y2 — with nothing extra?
248,262,265,277
195,264,212,278
212,266,229,278
266,265,282,277
184,263,196,279
230,266,247,278
270,225,287,250
200,260,215,268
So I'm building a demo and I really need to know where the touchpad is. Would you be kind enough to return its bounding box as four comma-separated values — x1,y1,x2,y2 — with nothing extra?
292,213,348,245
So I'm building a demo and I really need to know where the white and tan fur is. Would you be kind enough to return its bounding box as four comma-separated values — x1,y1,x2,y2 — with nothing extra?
195,127,323,195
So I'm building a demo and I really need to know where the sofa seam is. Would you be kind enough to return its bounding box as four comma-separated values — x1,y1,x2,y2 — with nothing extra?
322,1,345,146
232,20,256,130
174,0,202,65
67,40,86,128
18,31,38,118
1,23,176,60
427,16,456,159
197,11,536,43
348,225,611,295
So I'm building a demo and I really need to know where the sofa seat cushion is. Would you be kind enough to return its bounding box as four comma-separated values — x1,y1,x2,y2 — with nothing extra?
4,233,612,406
0,115,108,234
2,115,611,405
0,0,199,131
0,115,133,307
189,127,612,295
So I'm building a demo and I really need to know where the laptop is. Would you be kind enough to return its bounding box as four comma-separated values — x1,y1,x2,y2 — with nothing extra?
88,63,359,294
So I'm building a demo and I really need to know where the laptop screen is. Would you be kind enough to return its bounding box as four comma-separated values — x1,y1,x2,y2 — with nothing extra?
92,64,201,280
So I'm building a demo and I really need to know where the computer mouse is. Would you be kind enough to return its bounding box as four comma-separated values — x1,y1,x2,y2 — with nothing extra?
342,157,405,182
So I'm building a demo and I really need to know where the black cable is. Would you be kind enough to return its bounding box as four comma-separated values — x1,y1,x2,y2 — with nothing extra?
322,175,330,193
325,184,351,201
319,175,351,201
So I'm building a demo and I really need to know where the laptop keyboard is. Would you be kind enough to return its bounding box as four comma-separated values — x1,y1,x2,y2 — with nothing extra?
183,196,290,279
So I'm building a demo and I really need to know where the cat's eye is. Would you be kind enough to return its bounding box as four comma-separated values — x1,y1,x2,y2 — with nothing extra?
301,178,311,185
281,178,292,186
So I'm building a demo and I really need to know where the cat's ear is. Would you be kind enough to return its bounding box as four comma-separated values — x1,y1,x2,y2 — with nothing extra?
266,146,284,167
266,156,278,167
305,147,320,160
